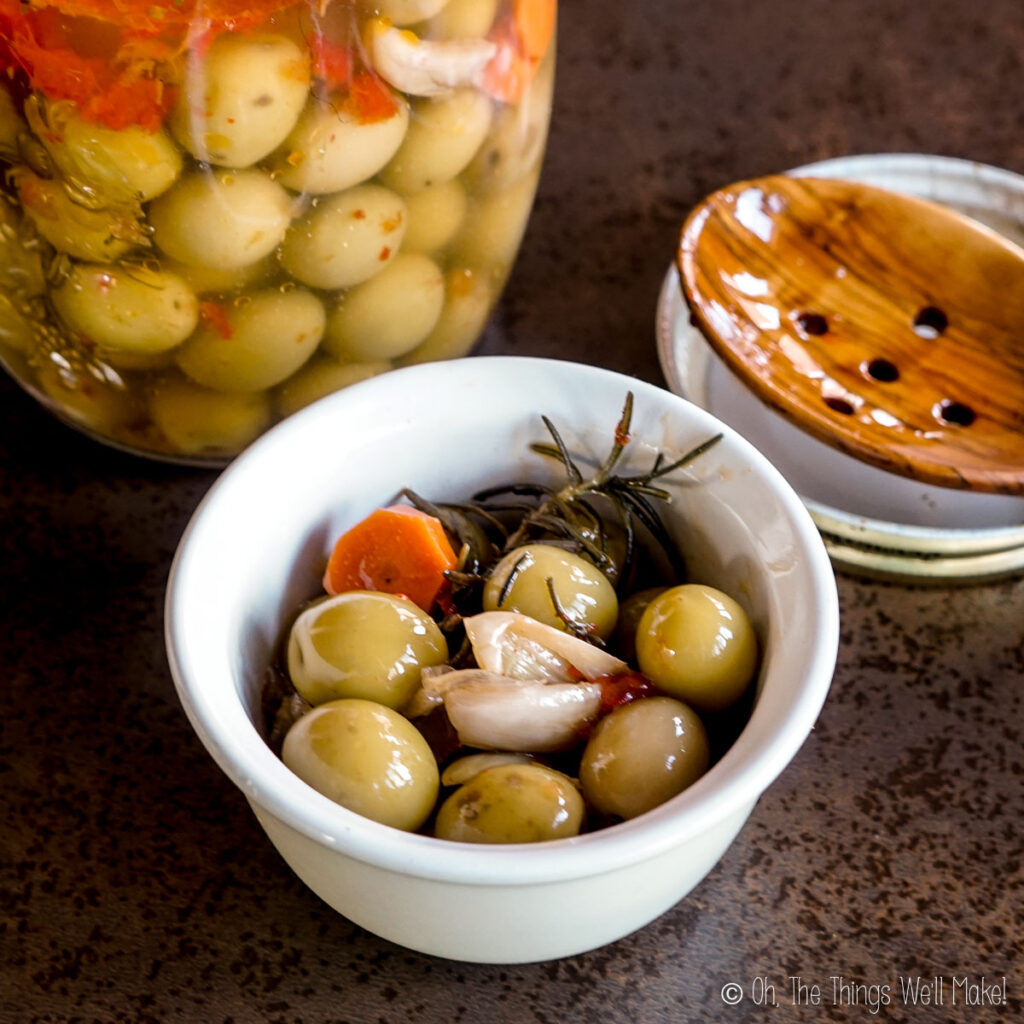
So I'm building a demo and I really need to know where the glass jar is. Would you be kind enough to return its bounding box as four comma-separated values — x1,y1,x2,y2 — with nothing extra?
0,0,555,461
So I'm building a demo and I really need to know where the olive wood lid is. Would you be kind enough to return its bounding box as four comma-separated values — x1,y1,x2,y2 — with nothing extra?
677,174,1024,495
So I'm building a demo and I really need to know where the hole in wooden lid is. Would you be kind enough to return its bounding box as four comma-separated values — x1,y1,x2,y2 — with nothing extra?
913,305,948,338
864,358,900,382
824,396,855,415
796,311,828,336
935,400,975,427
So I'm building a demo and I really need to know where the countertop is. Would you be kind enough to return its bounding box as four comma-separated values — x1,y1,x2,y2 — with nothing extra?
2,1,1022,1021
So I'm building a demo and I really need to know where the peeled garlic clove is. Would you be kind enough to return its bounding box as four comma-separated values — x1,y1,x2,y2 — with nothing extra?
443,674,603,752
368,19,497,97
463,611,628,682
404,692,441,720
419,665,486,697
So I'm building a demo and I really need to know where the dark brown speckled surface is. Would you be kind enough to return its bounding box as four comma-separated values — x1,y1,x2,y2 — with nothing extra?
2,1,1023,1021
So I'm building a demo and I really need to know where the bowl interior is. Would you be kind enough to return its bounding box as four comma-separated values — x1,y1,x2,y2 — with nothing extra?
166,356,839,884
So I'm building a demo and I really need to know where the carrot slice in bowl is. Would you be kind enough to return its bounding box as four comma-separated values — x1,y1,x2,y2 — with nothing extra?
323,505,458,613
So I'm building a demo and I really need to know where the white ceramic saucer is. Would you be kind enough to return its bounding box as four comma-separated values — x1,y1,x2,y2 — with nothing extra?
657,154,1024,582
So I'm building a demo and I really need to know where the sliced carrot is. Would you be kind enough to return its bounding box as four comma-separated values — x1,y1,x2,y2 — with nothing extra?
322,505,458,612
482,0,556,105
514,0,557,66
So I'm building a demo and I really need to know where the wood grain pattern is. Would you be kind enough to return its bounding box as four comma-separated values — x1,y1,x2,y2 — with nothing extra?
677,175,1024,495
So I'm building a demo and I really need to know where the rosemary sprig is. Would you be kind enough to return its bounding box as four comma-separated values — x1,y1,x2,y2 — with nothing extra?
494,392,722,583
408,394,722,642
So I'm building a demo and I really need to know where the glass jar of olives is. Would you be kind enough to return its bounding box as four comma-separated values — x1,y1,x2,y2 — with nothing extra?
0,0,555,461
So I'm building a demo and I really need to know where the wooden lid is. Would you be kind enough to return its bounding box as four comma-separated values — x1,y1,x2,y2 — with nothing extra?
677,174,1024,495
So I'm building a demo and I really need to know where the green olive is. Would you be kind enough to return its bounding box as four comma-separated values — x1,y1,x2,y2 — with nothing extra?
282,698,439,832
51,263,198,355
434,763,584,844
287,591,449,709
148,378,270,456
579,696,710,819
635,584,758,712
31,98,182,202
482,544,618,640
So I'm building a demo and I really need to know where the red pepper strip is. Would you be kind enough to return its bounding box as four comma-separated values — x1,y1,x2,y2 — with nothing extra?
0,7,174,130
199,301,234,339
309,33,353,89
4,1,305,35
308,34,398,125
597,672,655,716
342,70,398,124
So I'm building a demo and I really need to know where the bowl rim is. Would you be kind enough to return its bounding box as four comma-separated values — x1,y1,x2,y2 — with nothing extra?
165,356,840,886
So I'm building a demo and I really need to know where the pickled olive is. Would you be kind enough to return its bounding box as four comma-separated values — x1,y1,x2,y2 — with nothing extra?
635,584,758,712
400,179,468,255
274,356,391,418
440,751,533,788
279,184,407,290
175,288,326,393
51,263,199,356
396,265,492,365
579,696,710,820
14,169,141,262
379,89,492,194
148,379,271,456
482,544,619,640
453,168,540,277
282,698,439,832
36,359,136,435
433,763,584,844
170,34,311,168
270,96,409,196
30,99,183,203
322,253,445,361
287,591,449,709
148,170,294,270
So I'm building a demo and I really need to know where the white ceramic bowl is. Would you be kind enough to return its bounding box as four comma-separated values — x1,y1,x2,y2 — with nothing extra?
165,356,839,964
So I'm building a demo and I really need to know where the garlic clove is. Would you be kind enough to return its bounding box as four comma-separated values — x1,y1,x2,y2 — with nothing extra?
464,611,628,682
442,672,603,752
